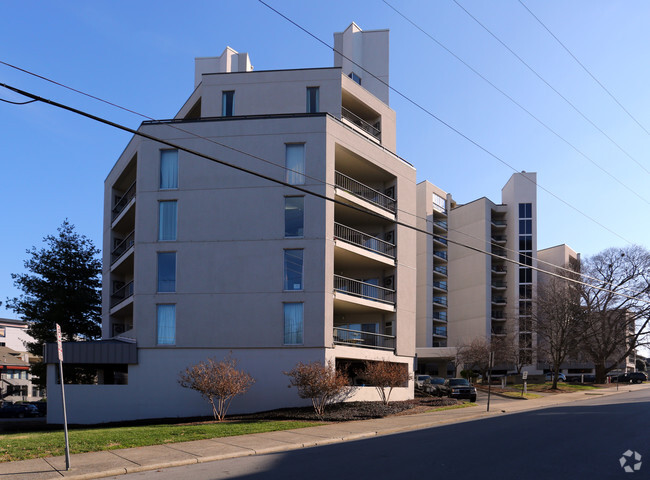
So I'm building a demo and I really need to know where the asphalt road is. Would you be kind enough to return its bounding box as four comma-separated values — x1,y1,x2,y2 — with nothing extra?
112,389,649,480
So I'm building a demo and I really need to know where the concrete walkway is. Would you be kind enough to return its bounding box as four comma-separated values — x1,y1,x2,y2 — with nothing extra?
2,384,647,480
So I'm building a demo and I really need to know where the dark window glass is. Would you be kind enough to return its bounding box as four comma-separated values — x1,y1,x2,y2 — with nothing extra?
519,203,532,219
519,252,532,266
349,72,362,85
158,252,176,292
519,267,532,284
306,87,319,113
519,236,532,251
285,197,304,237
284,249,303,290
519,219,532,235
519,301,532,316
222,91,234,116
520,285,532,299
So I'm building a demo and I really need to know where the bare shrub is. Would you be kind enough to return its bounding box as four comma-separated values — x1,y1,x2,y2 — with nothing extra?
362,360,411,405
284,360,351,417
179,355,255,421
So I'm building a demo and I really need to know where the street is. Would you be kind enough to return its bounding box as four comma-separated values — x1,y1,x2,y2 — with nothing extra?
111,388,649,480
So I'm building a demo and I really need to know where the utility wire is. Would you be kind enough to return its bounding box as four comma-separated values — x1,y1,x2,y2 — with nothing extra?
518,0,650,139
381,0,650,205
2,81,647,305
0,97,36,105
256,0,634,245
452,0,650,176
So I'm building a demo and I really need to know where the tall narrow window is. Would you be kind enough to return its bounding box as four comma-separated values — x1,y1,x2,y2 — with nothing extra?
285,144,305,185
160,150,178,189
306,87,319,113
283,303,304,345
285,196,304,237
222,91,235,117
284,249,303,290
349,72,362,85
159,200,177,241
157,304,176,345
157,252,176,292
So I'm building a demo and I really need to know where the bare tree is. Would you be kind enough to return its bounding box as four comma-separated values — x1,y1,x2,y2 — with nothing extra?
457,337,512,381
179,356,255,421
284,360,351,417
535,264,581,389
362,361,411,405
577,246,650,383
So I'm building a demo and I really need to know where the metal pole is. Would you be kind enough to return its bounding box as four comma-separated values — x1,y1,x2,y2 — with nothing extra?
58,359,70,470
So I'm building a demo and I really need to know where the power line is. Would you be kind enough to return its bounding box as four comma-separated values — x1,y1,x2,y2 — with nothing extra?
2,81,647,305
452,0,650,176
256,0,634,244
0,97,36,105
518,0,650,139
381,0,650,206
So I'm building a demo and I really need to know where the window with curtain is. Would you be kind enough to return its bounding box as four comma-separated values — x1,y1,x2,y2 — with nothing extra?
284,196,304,237
285,144,305,185
284,249,303,290
157,252,176,292
160,150,178,189
306,87,319,113
157,304,176,345
222,91,235,116
283,303,303,345
159,200,177,241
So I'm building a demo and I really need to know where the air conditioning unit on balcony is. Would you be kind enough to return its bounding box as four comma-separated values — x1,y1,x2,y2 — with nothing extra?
383,275,394,289
384,230,395,244
112,323,126,337
384,185,395,199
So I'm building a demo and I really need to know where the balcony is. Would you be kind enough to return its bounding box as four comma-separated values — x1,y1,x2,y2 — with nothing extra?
111,231,135,266
491,296,507,305
491,235,506,244
491,265,507,274
334,223,395,259
433,235,447,246
112,181,136,221
491,311,506,320
433,265,448,277
432,311,447,322
333,327,395,351
491,219,507,228
491,281,507,290
433,280,447,292
433,219,448,231
335,171,396,214
433,250,448,262
341,106,381,142
433,295,448,307
433,326,448,338
110,281,134,308
432,340,447,348
491,327,507,336
334,275,395,306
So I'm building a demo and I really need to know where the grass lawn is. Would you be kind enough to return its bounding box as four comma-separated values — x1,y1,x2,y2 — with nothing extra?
496,391,543,399
0,420,321,463
509,382,599,393
426,402,478,413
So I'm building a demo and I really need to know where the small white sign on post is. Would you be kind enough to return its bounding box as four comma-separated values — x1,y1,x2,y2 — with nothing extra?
55,323,71,470
522,371,528,380
56,323,63,361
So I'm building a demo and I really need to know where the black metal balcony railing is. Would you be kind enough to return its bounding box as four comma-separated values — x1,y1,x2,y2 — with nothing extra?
492,248,507,257
433,236,447,245
333,327,395,351
110,281,134,308
491,235,506,243
433,250,448,261
335,171,396,213
432,340,447,348
491,327,507,336
433,295,448,306
491,219,507,226
433,281,447,291
491,265,507,273
334,223,395,259
334,275,395,305
112,181,136,220
110,231,135,265
432,311,447,322
341,107,381,141
433,265,448,276
433,219,448,230
491,281,507,289
433,327,448,337
491,311,505,319
492,297,507,305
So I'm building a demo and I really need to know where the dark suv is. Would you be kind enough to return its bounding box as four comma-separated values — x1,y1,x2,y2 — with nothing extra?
423,377,450,397
445,378,477,402
617,372,647,384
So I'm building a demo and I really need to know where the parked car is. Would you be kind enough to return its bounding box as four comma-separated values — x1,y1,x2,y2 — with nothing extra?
545,372,566,382
423,377,450,397
444,378,477,402
415,375,431,390
618,372,647,384
0,403,40,418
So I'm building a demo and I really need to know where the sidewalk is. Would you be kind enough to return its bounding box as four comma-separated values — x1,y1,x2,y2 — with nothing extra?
2,383,647,480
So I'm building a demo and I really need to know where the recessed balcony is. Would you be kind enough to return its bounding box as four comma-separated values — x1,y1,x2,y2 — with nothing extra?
491,235,506,244
491,265,507,274
433,326,447,338
491,281,507,290
341,106,381,142
433,219,448,231
334,223,395,266
433,295,448,307
433,250,448,262
110,281,134,310
333,327,395,351
433,235,447,247
432,311,447,322
491,310,506,321
333,275,395,311
491,296,507,305
112,181,136,223
111,231,135,267
433,281,447,292
491,219,507,228
491,327,507,336
335,171,396,215
433,265,448,277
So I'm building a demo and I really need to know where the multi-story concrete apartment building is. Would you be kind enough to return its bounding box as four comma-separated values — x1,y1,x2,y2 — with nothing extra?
0,318,43,401
415,172,538,375
45,23,418,424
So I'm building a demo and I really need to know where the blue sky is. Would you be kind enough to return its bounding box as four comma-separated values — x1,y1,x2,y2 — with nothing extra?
2,0,650,318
